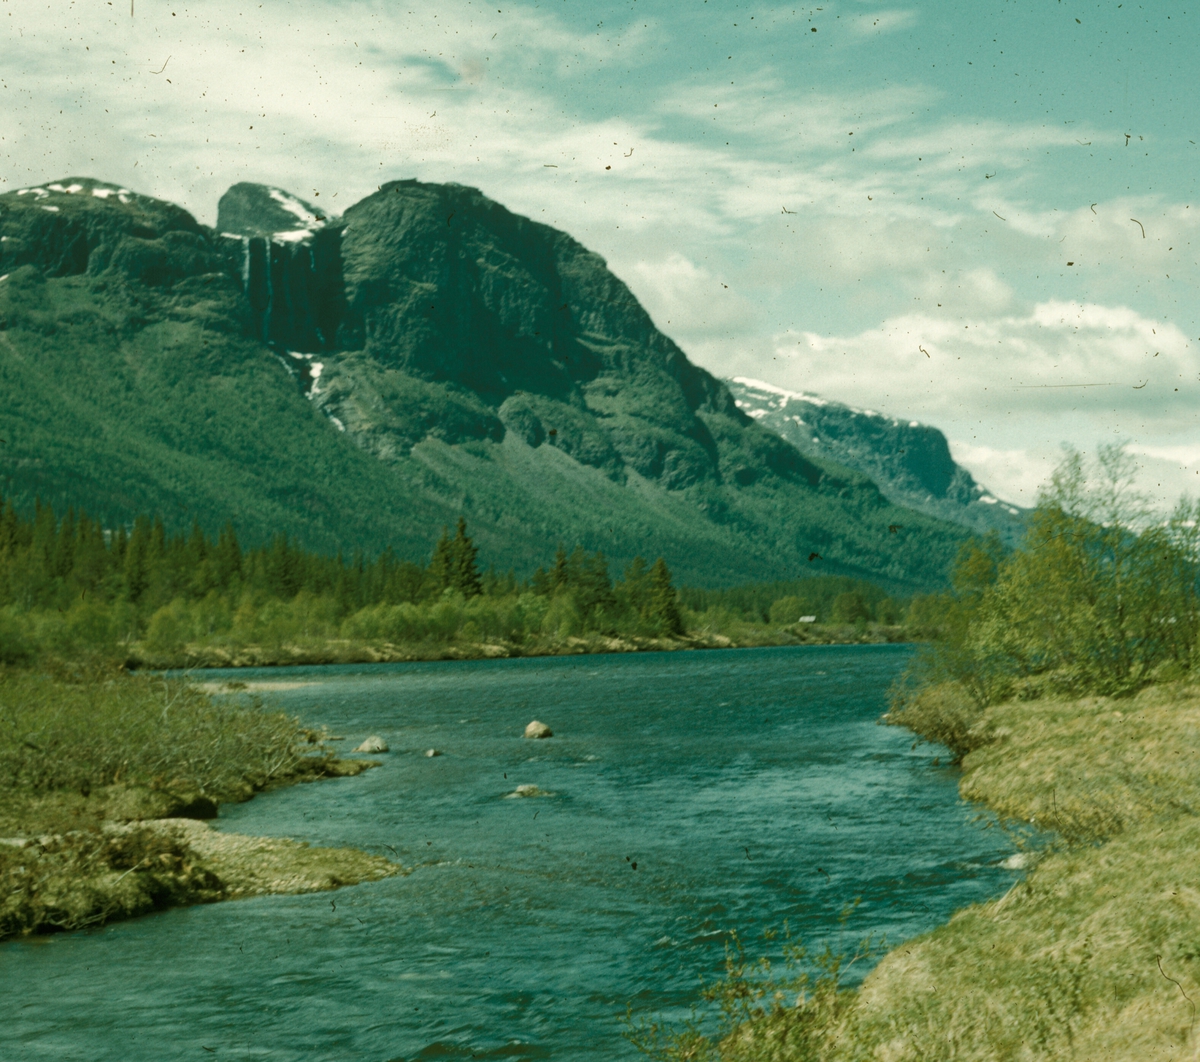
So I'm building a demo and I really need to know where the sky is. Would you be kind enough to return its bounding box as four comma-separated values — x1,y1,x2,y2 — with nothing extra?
2,0,1198,507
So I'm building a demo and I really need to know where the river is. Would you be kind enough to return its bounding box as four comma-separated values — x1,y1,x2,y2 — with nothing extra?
2,644,1020,1061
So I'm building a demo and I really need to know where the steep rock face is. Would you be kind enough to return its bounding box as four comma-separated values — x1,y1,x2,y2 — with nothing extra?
0,178,220,286
320,180,753,490
726,377,1028,543
214,183,345,352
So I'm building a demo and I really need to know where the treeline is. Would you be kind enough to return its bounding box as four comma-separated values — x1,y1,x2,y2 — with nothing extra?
0,501,692,662
893,445,1200,753
680,577,905,628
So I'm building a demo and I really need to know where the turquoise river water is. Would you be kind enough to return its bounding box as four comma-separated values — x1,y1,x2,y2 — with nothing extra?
2,645,1021,1061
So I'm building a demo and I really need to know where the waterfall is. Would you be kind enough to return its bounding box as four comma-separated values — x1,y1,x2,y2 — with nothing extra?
263,238,274,344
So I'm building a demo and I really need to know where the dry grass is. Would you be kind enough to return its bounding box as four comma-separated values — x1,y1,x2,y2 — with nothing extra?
839,682,1200,1061
642,683,1200,1060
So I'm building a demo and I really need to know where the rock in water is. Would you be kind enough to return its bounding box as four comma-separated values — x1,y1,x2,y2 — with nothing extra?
504,784,550,798
354,735,389,753
524,720,553,739
424,749,441,758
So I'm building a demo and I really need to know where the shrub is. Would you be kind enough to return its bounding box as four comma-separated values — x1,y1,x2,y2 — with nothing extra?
768,596,806,625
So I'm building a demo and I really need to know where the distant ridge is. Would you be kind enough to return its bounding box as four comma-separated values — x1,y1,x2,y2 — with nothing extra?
726,377,1028,544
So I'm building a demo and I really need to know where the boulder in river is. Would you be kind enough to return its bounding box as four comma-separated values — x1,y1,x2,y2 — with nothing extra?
424,748,442,758
523,720,553,739
505,784,551,798
354,735,389,753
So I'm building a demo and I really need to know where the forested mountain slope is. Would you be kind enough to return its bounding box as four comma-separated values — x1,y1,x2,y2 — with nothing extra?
0,177,970,588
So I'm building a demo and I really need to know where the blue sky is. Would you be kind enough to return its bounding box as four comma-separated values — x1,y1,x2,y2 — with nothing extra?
2,0,1197,505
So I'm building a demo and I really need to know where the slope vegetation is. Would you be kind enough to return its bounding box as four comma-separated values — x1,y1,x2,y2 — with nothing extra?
0,177,969,587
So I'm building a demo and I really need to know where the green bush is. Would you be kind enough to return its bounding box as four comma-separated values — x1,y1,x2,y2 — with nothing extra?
902,445,1200,706
831,591,871,624
768,596,806,625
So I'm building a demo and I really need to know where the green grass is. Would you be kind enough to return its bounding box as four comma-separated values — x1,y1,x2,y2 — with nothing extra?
0,665,384,940
0,667,317,801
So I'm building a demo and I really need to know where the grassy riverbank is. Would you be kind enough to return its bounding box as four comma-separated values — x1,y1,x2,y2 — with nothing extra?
639,682,1200,1062
124,620,912,669
855,682,1200,1060
0,667,398,940
634,448,1200,1061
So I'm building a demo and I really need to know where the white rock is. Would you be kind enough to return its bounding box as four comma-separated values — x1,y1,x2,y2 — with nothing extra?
354,735,389,753
424,748,441,758
523,720,553,739
504,784,550,798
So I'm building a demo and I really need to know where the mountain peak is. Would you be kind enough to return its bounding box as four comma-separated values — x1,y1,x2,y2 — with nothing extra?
216,182,331,241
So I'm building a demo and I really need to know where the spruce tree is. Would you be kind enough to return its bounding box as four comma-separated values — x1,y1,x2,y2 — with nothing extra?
648,557,684,636
450,517,483,598
429,526,455,593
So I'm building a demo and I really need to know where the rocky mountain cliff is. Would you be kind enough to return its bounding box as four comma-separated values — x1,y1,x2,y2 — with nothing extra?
0,176,972,589
725,378,1028,544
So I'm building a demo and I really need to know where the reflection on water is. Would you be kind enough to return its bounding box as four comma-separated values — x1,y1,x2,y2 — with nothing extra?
2,645,1019,1061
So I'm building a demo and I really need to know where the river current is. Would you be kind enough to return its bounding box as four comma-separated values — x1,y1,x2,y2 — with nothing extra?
2,645,1020,1061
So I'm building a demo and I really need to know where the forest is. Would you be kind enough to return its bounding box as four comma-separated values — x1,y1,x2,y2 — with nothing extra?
0,498,912,668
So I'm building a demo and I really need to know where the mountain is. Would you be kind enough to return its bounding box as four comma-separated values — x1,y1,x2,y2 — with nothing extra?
0,176,972,589
725,377,1029,545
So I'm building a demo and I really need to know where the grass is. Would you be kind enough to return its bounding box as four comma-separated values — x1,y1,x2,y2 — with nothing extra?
0,667,317,800
638,681,1200,1061
0,665,393,940
857,682,1200,1060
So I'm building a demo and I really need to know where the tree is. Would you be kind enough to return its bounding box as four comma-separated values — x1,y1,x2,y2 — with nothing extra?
831,591,871,624
922,444,1200,703
647,557,684,636
429,518,482,597
619,556,652,615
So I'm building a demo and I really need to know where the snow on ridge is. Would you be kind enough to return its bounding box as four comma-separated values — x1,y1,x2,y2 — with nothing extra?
268,188,324,229
731,376,830,407
732,376,799,400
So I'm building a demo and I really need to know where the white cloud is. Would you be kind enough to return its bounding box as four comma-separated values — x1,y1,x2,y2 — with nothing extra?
777,300,1195,421
847,11,919,35
625,253,759,338
946,441,1058,506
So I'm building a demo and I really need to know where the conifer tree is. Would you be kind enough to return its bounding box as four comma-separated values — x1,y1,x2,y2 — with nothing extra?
550,545,569,592
429,526,456,593
123,515,152,602
429,518,483,597
648,557,684,636
450,517,483,598
620,556,651,616
215,523,242,586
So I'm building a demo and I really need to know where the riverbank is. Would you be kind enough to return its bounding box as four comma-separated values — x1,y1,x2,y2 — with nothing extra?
717,681,1200,1061
125,621,912,670
0,670,400,940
